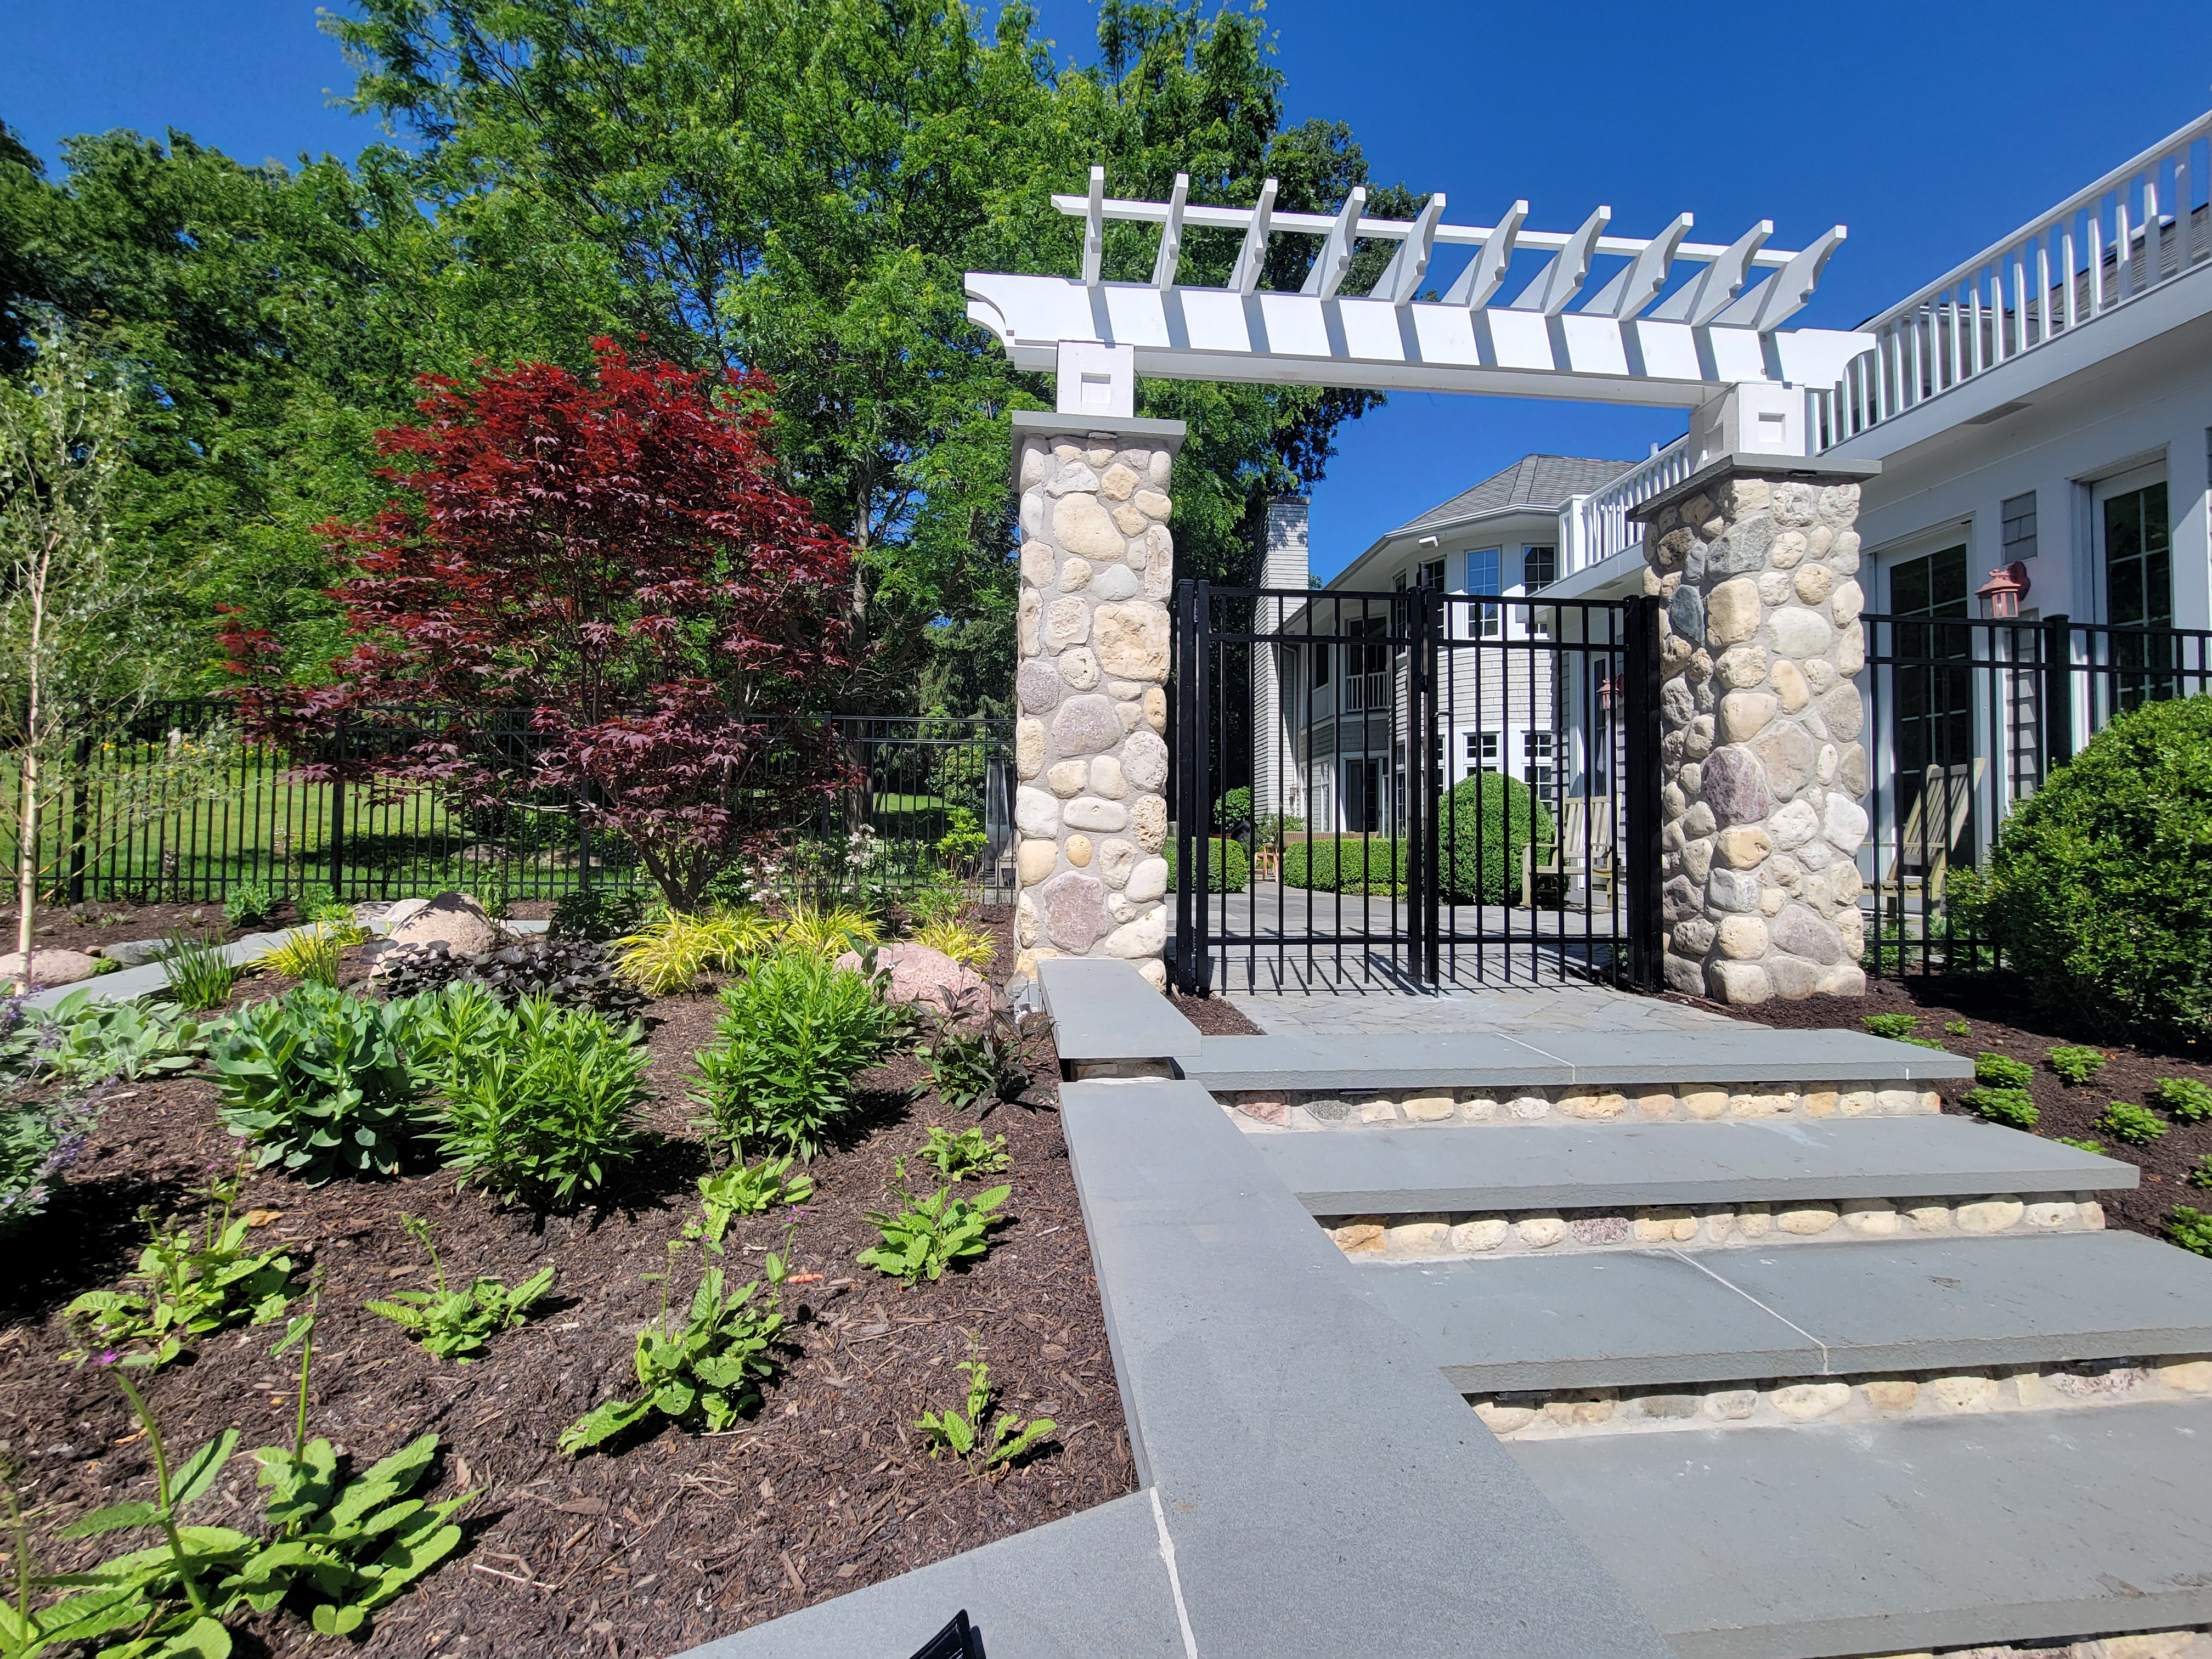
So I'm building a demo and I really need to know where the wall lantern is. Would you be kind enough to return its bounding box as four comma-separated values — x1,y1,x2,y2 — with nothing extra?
1977,561,2030,619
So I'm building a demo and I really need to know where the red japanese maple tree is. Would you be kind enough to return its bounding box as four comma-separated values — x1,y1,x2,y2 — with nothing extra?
228,340,856,910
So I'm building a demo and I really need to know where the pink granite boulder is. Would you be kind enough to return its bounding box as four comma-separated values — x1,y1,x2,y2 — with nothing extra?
833,941,989,1013
0,947,101,989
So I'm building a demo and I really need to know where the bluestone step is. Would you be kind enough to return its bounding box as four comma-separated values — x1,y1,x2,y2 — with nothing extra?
1509,1400,2212,1658
1257,1116,2135,1215
1036,957,1203,1069
1186,1025,1972,1091
1365,1232,2212,1392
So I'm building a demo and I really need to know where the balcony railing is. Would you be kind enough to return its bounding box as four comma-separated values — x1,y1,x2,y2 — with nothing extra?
1340,670,1391,713
1572,437,1694,570
1816,111,2212,449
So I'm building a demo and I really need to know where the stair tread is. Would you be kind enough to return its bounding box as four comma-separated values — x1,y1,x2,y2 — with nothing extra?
1367,1232,2212,1391
1257,1115,2136,1214
1188,1026,1973,1091
1508,1399,2212,1658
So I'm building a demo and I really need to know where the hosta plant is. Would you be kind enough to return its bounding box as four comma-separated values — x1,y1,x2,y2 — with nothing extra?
211,986,422,1182
857,1164,1011,1285
2149,1077,2212,1124
66,1164,300,1367
2047,1046,2109,1087
1861,1013,1919,1041
365,1214,554,1363
2170,1205,2212,1258
225,881,275,930
915,1355,1053,1474
2055,1137,2107,1155
430,996,650,1209
1973,1052,2035,1091
689,945,899,1159
2187,1154,2212,1189
2095,1101,2168,1146
917,1126,1008,1182
558,1243,787,1452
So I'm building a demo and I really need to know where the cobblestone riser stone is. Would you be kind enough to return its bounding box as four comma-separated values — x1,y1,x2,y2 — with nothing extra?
1324,1193,2106,1260
1470,1355,2212,1442
1863,1626,2211,1658
1220,1080,1942,1130
1012,428,1178,992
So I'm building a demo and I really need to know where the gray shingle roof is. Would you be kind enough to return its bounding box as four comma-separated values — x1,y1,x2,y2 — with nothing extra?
1394,455,1639,535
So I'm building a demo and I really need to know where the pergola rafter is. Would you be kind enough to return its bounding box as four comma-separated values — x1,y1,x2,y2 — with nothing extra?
967,166,1874,414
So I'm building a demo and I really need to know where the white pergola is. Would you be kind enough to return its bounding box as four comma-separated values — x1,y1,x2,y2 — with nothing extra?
967,169,1874,419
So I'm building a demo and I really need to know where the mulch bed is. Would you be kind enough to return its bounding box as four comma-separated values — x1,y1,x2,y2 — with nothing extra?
1166,990,1262,1036
1,904,1134,1657
1662,975,2212,1245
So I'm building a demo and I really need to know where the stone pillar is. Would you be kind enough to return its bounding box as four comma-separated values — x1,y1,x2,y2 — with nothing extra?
1008,411,1186,993
1634,460,1878,1005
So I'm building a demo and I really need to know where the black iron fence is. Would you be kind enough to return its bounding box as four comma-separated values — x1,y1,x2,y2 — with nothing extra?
1860,612,2212,974
1170,582,1662,992
4,702,1013,907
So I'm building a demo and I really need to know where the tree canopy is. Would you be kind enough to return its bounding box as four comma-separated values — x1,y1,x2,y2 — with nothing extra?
3,0,1406,714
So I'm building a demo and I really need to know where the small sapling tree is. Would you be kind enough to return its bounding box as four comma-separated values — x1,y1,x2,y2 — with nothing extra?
227,340,856,911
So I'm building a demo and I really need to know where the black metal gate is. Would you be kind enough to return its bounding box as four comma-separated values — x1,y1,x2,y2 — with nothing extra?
1170,581,1662,993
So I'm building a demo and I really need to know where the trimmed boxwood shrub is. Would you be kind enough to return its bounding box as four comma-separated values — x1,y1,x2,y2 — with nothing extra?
1967,694,2212,1042
1282,838,1406,895
1165,838,1251,893
1437,772,1553,904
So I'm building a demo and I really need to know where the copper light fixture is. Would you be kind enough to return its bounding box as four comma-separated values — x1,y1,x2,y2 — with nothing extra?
1977,561,2030,619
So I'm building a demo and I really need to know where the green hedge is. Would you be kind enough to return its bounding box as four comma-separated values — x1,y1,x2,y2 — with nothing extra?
1963,693,2212,1042
1282,838,1407,894
1278,775,1551,902
1165,837,1250,893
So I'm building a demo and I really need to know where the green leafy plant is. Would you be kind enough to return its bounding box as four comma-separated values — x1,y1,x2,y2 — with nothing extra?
548,886,651,944
915,993,1032,1114
2186,1154,2212,1189
2095,1101,2168,1146
12,993,216,1085
364,1214,554,1363
1973,1052,2035,1090
0,1085,103,1237
154,934,244,1012
612,909,769,996
857,1164,1011,1285
915,1353,1053,1474
1943,1019,1972,1037
474,865,511,923
687,1157,815,1252
557,1240,787,1453
1862,1013,1920,1040
2054,1137,2107,1155
429,997,650,1209
687,945,898,1159
225,881,275,930
256,925,360,988
1164,837,1251,893
2047,1046,2109,1087
2169,1205,2212,1257
211,985,422,1183
933,806,986,873
918,1126,1008,1182
2149,1078,2212,1125
1965,695,2212,1042
1960,1086,2039,1130
912,917,994,969
65,1163,301,1367
1439,771,1554,904
295,884,358,927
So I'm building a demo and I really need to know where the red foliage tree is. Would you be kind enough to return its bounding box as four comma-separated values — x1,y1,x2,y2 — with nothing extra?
227,340,856,910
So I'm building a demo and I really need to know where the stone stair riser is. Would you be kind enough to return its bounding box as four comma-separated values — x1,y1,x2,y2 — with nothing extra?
1472,1356,2212,1440
1223,1080,1942,1129
1326,1194,2104,1259
1883,1629,2212,1659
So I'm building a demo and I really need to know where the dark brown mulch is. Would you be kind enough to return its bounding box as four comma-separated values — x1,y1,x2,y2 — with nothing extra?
4,899,244,956
1166,991,1262,1036
1,919,1133,1658
1661,975,2212,1245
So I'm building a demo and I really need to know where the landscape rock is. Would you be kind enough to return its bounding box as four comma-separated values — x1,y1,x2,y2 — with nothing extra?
377,891,506,963
833,941,988,1011
0,948,101,988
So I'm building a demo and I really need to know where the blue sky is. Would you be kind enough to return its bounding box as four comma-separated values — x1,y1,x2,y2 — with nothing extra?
6,0,2210,578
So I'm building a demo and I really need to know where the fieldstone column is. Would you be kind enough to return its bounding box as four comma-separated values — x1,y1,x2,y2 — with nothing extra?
1635,464,1877,1004
1008,411,1186,994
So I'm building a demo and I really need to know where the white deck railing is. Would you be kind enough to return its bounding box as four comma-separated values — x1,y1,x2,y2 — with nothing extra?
1572,438,1695,571
1816,111,2212,450
1340,671,1391,714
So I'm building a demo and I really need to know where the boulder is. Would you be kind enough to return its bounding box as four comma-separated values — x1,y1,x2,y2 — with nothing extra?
1,947,101,988
94,938,172,968
834,941,989,1013
375,891,506,965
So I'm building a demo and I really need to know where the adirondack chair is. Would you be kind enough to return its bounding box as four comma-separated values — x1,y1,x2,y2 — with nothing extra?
1877,760,1983,911
1519,796,1615,909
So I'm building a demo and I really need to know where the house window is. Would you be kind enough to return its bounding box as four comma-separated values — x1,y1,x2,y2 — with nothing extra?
1889,543,1974,864
1311,637,1330,687
1417,557,1446,590
1465,548,1502,639
1522,545,1556,590
2000,493,2036,564
2103,481,2171,630
1523,731,1556,804
1465,731,1500,774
